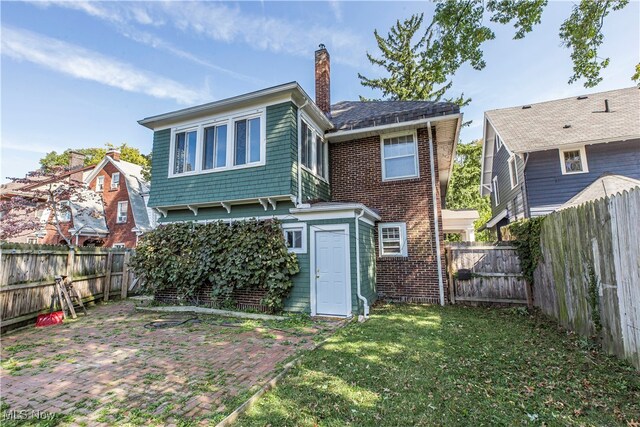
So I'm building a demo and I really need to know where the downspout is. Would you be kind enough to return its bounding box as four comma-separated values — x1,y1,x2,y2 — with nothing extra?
296,100,308,207
355,209,369,319
427,122,446,306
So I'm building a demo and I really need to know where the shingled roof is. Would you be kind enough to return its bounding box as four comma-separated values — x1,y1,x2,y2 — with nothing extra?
329,100,460,132
486,86,640,153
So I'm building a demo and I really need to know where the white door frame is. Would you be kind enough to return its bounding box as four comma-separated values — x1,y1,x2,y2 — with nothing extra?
309,223,352,317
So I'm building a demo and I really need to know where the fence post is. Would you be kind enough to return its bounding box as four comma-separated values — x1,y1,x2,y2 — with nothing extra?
121,251,130,300
525,280,534,309
66,248,75,282
446,247,455,304
104,251,113,302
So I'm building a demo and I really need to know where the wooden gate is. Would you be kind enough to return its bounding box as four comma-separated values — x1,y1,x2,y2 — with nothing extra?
445,242,530,305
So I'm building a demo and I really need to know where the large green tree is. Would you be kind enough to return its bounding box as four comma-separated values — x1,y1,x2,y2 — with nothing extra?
40,143,151,180
360,0,635,102
445,140,492,241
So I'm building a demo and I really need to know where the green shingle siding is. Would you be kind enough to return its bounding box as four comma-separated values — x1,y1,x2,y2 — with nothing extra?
160,202,295,223
148,102,297,207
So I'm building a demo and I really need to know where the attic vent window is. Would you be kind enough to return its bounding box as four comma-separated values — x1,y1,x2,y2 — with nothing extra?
577,95,588,100
522,105,531,109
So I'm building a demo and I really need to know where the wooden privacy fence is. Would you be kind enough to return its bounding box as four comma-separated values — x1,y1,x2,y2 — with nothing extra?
0,244,136,332
534,189,640,370
445,242,529,305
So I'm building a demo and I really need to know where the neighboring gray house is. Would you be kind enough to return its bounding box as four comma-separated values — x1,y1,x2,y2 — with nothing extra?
480,86,640,239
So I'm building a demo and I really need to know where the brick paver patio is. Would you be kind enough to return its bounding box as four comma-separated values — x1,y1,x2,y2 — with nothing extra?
0,301,339,426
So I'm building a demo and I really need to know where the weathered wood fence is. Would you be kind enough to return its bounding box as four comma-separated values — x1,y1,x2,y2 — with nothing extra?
445,242,529,305
534,189,640,370
0,244,136,333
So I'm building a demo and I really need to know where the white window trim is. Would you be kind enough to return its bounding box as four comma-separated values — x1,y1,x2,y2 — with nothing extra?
380,131,420,182
57,200,71,223
168,109,267,178
117,201,128,224
111,172,120,189
492,176,500,206
559,146,589,175
112,243,125,248
300,114,329,183
282,222,307,254
495,134,503,152
96,176,104,192
378,222,408,257
508,155,519,189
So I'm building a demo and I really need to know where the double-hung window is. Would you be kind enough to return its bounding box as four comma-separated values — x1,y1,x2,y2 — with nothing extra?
57,201,71,223
300,120,328,180
111,172,120,189
117,201,128,223
96,176,104,192
282,223,307,254
234,117,261,166
378,222,408,257
559,147,588,175
173,130,198,174
202,124,227,170
508,155,519,188
381,133,418,180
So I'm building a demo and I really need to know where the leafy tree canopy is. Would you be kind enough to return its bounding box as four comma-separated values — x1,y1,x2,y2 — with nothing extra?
360,0,635,104
40,143,150,173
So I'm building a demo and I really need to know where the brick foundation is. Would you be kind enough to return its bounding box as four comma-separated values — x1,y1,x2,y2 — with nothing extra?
330,127,447,303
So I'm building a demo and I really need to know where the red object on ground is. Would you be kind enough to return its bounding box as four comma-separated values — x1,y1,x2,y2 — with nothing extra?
36,311,64,327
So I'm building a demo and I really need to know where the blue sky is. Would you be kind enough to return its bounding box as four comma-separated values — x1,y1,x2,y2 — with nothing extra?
1,1,638,183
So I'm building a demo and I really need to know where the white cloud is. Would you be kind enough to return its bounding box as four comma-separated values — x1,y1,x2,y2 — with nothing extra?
31,1,365,67
1,26,208,105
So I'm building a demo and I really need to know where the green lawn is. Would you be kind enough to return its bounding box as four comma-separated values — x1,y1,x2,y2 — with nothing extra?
236,304,640,426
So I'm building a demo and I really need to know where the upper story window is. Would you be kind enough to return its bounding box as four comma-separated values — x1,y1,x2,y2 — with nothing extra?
57,200,71,223
381,133,418,181
111,172,120,189
234,117,261,166
203,124,227,170
117,201,128,223
174,130,197,174
378,222,408,257
169,109,265,177
492,176,500,206
508,155,519,188
559,146,588,175
300,119,328,180
495,134,503,151
96,176,104,192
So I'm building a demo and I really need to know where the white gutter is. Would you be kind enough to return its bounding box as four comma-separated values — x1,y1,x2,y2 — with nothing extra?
354,209,369,319
296,100,308,207
427,122,446,306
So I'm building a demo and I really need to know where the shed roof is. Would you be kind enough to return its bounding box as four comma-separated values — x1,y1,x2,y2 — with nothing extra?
558,174,640,210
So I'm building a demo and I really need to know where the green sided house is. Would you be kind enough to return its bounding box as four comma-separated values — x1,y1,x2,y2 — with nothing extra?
138,46,463,317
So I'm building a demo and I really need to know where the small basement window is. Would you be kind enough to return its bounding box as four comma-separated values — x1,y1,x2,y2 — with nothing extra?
559,147,588,174
378,222,408,257
282,223,307,254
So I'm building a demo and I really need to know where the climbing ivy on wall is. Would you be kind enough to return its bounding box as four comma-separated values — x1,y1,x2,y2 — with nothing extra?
507,217,545,284
129,219,299,312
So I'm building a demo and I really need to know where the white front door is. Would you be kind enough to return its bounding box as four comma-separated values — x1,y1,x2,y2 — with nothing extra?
314,226,350,316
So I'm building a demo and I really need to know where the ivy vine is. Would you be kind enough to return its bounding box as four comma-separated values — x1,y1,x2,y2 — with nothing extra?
507,217,544,285
129,219,299,312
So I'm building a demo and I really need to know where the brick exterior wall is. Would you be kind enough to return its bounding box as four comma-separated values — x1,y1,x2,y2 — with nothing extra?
87,162,138,248
314,47,330,114
154,286,270,312
329,127,446,303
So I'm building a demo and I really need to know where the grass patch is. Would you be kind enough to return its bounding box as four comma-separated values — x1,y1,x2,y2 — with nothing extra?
236,304,640,426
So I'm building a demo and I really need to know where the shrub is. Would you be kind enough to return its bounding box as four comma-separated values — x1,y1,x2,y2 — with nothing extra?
507,217,544,284
129,219,299,312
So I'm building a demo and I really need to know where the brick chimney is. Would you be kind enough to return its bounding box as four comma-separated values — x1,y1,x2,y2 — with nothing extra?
69,151,85,183
315,44,330,115
106,149,121,161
